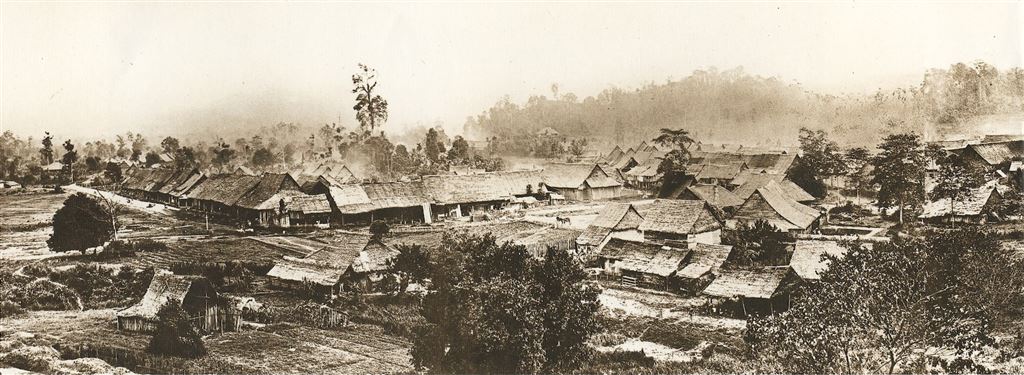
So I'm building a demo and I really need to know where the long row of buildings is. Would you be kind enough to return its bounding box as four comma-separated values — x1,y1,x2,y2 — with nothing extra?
119,162,630,228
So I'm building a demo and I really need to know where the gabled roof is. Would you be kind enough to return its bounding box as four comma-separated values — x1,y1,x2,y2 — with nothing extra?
676,243,733,279
695,163,745,181
732,172,813,202
319,177,374,214
702,267,792,299
605,146,624,164
235,173,302,210
686,184,745,208
423,170,543,205
790,240,847,281
188,173,263,206
601,238,689,277
362,181,431,209
117,271,210,319
734,180,821,230
920,180,1001,218
624,156,663,178
543,163,606,189
286,194,333,214
638,199,722,235
349,241,400,274
266,256,346,286
967,141,1024,166
536,126,560,136
170,171,206,197
577,203,643,245
235,165,256,176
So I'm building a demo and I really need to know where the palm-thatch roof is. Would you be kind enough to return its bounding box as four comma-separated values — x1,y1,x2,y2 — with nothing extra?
790,240,847,281
576,203,644,246
702,267,792,299
732,173,814,202
286,194,333,214
601,238,689,277
542,163,621,189
686,184,745,208
920,180,1002,219
676,243,733,279
732,180,821,231
266,256,346,286
117,271,211,319
638,199,722,235
362,181,431,210
423,170,543,205
967,140,1024,166
350,241,400,274
234,173,303,210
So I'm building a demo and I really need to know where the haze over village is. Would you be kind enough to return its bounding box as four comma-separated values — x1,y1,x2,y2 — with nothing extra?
1,2,1023,374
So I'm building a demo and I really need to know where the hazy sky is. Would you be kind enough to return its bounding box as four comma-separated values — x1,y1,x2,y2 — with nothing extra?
1,2,1021,140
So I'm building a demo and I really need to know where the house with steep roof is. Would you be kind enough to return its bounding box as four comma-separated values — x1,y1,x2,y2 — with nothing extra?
541,163,623,201
961,140,1024,171
638,199,723,246
679,184,745,214
233,173,303,227
576,203,645,255
920,180,1004,224
423,170,543,219
731,180,822,233
267,232,399,296
702,266,799,316
676,243,734,294
598,238,689,290
117,270,237,333
789,240,847,281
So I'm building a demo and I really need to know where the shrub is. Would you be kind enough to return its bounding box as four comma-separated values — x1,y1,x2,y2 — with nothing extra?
0,300,27,318
132,239,168,252
94,240,135,260
147,300,206,358
47,193,113,252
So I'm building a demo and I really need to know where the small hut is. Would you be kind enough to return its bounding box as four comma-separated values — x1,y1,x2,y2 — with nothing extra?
702,266,799,316
117,271,237,333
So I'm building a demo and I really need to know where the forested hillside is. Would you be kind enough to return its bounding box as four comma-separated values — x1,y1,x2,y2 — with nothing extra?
463,63,1024,148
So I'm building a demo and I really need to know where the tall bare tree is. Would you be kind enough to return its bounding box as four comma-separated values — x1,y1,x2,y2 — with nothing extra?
352,63,389,137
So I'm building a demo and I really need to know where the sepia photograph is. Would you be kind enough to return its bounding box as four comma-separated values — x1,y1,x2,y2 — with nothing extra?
1,1,1023,374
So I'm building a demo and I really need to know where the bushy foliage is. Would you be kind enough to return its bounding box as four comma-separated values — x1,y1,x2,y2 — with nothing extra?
390,244,431,294
412,234,602,373
147,300,207,358
47,193,114,252
722,220,792,266
746,228,1022,374
26,265,154,309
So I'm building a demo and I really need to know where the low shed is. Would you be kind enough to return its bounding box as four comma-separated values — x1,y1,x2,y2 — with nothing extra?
117,271,237,333
702,266,798,316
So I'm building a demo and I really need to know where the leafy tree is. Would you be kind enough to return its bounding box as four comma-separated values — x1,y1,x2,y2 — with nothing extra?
147,300,207,358
173,146,199,169
104,162,123,184
61,140,78,183
797,128,845,197
653,128,695,183
47,193,114,252
568,138,588,162
39,131,54,165
412,233,601,373
747,228,1018,374
844,147,871,204
424,128,445,164
352,63,389,136
534,247,602,370
391,244,431,294
931,152,986,226
251,147,276,168
144,151,162,167
84,156,102,172
160,136,181,155
369,220,390,241
210,141,236,168
723,220,791,266
870,133,927,225
447,136,470,163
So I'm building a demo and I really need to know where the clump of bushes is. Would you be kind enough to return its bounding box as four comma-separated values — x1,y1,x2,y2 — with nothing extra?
147,300,206,358
168,260,269,292
0,300,27,318
7,265,153,310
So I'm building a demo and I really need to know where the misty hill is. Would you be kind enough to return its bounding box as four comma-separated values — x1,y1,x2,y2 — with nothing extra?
463,63,1024,148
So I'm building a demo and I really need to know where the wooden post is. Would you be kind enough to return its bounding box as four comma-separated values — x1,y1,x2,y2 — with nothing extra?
740,297,748,317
